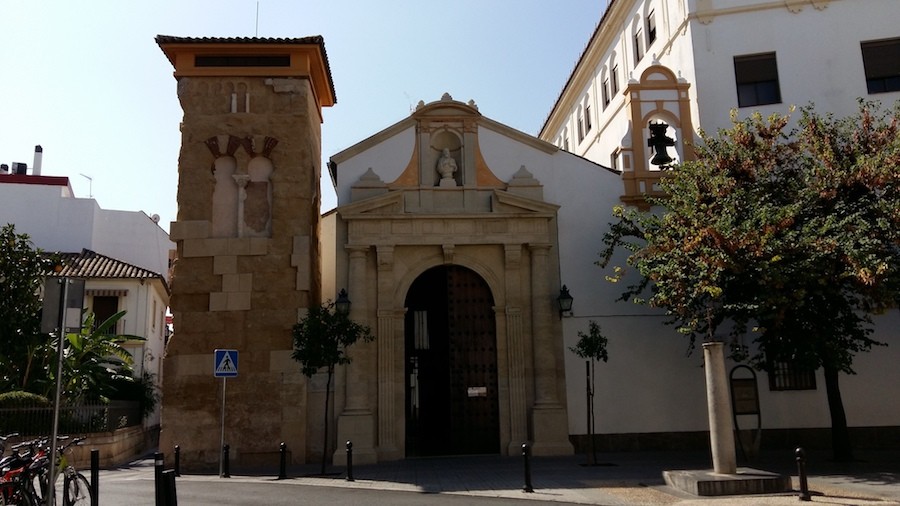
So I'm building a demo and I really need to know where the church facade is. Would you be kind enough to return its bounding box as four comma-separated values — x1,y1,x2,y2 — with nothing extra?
322,95,612,462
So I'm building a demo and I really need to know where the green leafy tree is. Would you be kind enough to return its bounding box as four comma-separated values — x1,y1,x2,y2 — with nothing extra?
600,102,900,461
0,224,57,392
569,320,609,465
292,300,373,475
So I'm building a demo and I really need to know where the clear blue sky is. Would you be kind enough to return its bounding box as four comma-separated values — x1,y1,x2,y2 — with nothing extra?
1,0,603,231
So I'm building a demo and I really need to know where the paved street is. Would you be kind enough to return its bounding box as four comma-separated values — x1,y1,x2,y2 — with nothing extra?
95,450,900,505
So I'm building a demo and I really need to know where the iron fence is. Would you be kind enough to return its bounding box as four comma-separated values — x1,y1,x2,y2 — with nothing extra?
0,400,141,436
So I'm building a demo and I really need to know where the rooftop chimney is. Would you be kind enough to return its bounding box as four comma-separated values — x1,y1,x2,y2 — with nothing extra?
33,145,43,176
0,164,8,175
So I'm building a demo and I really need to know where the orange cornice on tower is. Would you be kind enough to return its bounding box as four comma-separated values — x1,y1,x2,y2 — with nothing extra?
155,35,336,110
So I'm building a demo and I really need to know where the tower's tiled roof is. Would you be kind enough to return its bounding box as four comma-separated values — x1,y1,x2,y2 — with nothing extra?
154,35,336,104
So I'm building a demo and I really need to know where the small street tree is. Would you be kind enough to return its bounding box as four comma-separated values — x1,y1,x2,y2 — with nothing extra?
291,296,373,475
569,320,609,465
0,224,56,393
600,102,900,461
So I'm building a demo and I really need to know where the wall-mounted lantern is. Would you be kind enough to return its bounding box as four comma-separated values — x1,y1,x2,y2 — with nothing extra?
335,288,351,315
557,285,574,318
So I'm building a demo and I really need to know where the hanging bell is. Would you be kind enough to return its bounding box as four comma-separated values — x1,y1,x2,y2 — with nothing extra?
648,122,676,167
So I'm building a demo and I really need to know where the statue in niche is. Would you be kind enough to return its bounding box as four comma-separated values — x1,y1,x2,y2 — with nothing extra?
436,148,458,182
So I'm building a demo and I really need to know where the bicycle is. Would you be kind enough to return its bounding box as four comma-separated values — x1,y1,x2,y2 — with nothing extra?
37,437,92,506
2,436,92,506
53,437,91,506
1,435,43,506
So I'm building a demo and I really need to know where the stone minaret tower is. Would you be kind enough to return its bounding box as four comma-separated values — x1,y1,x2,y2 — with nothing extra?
156,35,335,470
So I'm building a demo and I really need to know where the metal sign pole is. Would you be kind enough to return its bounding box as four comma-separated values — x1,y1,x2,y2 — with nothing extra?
47,278,69,506
219,376,226,477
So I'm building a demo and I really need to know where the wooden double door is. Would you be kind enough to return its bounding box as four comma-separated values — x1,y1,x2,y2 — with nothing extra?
404,265,499,457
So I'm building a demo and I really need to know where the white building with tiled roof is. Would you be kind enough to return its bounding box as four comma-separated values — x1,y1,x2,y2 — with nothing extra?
1,158,174,429
47,249,170,428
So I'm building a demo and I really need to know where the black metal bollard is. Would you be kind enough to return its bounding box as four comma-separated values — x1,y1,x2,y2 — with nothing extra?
796,447,811,501
222,444,231,478
278,442,287,480
90,449,99,506
174,445,181,477
346,440,354,482
154,451,165,506
522,442,534,493
162,469,178,506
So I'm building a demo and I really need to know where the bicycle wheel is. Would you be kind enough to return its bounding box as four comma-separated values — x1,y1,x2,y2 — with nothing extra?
63,473,91,506
4,483,37,506
28,474,48,506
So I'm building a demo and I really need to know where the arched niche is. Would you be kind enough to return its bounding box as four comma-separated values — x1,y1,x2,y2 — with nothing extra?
429,130,462,187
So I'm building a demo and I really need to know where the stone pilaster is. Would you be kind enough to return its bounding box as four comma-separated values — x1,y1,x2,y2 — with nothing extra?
334,244,376,465
529,243,573,456
503,244,528,454
377,309,397,457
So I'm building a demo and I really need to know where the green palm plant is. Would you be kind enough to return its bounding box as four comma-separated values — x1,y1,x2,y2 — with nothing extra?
50,311,143,402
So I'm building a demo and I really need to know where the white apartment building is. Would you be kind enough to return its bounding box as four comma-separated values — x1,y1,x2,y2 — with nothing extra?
0,147,174,277
535,0,900,450
542,0,900,206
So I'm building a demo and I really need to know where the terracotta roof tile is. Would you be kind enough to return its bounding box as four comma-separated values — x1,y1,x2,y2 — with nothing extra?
47,249,169,293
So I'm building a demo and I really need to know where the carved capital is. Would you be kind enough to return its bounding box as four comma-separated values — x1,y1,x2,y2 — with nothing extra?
528,243,552,255
232,174,250,191
346,244,370,258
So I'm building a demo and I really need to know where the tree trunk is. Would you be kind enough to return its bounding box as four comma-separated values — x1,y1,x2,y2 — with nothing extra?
321,368,333,476
823,364,853,462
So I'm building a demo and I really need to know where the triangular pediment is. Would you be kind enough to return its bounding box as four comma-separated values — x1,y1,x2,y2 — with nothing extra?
338,191,404,218
492,189,559,215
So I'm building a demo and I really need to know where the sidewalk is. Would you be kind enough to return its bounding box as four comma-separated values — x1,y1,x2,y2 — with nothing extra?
125,449,900,505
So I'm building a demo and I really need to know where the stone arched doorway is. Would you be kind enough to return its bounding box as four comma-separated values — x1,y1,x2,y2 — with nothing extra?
404,265,499,457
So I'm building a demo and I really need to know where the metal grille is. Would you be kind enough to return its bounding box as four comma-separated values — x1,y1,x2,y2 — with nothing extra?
768,362,817,391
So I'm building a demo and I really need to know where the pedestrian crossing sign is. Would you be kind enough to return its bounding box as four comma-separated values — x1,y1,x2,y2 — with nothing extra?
214,349,238,377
